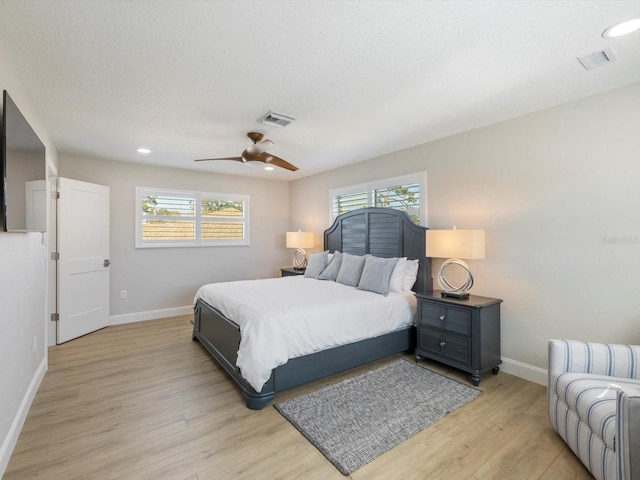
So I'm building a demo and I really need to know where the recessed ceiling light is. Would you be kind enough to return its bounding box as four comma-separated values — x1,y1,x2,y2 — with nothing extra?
137,148,151,154
602,18,640,38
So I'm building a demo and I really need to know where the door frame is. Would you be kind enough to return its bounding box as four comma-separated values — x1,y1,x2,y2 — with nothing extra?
47,164,57,346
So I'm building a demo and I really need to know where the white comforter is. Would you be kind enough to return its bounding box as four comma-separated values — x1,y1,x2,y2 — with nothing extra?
194,276,416,392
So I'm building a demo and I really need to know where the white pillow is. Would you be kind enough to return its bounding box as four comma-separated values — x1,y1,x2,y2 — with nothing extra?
389,257,408,292
402,259,419,291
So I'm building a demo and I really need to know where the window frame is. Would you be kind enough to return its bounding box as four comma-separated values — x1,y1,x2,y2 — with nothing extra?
135,186,250,248
329,172,427,226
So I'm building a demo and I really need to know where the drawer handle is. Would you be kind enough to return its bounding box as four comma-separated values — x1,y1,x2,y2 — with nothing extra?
440,341,446,347
439,315,446,321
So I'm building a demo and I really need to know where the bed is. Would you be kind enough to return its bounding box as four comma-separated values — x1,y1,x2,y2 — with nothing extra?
192,207,432,409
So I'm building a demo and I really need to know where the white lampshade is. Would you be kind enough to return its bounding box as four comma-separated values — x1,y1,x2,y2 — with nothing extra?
425,229,485,260
286,231,314,249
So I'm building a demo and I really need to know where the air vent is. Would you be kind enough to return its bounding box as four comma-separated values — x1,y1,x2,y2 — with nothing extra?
578,48,616,70
257,111,295,128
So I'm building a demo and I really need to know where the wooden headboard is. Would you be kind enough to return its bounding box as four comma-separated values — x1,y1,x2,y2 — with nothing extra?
323,207,432,293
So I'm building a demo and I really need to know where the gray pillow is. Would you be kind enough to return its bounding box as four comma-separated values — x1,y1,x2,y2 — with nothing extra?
358,255,398,295
319,251,343,281
335,253,366,287
304,251,329,278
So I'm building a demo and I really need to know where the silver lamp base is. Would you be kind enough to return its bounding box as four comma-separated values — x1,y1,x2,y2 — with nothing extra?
292,248,308,270
437,258,474,300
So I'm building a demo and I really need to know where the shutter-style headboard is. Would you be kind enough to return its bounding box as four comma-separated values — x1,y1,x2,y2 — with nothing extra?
324,208,432,293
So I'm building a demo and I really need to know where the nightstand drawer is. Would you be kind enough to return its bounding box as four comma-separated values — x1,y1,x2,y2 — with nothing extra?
419,328,471,365
420,304,471,336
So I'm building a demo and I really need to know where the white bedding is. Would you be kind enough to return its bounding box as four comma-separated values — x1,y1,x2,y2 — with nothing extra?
194,276,416,392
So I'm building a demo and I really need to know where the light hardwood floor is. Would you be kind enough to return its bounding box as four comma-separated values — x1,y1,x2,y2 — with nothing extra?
5,316,592,480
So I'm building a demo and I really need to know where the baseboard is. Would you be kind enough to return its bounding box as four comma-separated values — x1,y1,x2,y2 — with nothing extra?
500,356,547,386
0,355,47,478
110,305,193,326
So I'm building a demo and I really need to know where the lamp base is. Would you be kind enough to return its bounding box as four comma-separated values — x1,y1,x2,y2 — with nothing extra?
436,259,474,301
292,248,308,270
441,291,470,300
293,266,306,271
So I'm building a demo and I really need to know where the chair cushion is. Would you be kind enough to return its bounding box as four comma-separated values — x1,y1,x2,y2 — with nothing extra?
554,373,640,450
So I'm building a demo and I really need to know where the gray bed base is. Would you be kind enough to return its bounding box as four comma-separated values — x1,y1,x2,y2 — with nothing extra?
192,207,432,409
193,299,416,409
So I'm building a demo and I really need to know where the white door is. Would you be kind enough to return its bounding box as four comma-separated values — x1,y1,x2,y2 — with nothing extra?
57,177,110,343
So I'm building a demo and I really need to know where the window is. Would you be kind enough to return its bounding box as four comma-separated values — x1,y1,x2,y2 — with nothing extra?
329,173,426,225
135,187,249,248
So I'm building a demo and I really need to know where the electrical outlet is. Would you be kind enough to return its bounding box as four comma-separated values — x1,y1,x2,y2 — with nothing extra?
120,290,127,299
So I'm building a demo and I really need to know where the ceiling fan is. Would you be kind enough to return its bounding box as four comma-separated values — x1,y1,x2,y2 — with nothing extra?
195,132,298,171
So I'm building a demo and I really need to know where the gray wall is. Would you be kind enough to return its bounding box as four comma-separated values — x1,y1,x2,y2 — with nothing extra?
290,81,640,381
59,155,291,317
0,45,52,476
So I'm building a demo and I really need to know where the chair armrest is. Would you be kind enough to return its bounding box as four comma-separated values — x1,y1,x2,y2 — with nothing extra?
548,339,640,383
617,386,640,480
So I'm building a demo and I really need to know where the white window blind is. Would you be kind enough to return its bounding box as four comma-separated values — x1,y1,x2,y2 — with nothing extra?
333,190,368,217
330,173,426,225
135,187,249,248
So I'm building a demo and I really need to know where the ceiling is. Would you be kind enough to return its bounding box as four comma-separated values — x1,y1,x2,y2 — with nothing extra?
0,1,639,181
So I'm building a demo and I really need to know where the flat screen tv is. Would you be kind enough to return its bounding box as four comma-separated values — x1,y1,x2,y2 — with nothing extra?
1,89,47,232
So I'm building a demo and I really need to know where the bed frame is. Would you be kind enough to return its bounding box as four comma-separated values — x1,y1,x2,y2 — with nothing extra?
192,208,432,409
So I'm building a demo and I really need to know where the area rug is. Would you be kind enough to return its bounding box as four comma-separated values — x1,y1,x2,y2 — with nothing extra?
274,358,481,475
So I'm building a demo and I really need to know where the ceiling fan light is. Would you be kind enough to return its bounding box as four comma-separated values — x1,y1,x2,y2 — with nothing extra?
264,166,274,171
246,139,274,155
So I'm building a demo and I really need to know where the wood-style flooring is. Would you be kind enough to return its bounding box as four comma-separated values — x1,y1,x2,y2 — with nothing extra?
4,316,592,479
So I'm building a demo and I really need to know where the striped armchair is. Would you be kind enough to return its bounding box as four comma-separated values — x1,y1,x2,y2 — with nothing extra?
548,339,640,480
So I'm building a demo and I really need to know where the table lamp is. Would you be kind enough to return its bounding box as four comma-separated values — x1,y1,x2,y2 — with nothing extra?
425,228,485,300
286,231,314,270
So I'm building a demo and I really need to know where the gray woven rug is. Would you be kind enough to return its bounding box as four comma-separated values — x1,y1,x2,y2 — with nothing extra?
274,359,481,475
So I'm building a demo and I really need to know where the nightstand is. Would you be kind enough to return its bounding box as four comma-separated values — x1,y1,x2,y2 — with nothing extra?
414,291,502,386
280,268,305,277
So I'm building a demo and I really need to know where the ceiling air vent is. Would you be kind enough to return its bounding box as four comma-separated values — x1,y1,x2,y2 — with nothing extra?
578,48,616,70
257,111,295,128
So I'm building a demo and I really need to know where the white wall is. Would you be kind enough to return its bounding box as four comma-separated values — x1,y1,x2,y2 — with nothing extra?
59,155,291,320
290,81,640,384
0,43,54,476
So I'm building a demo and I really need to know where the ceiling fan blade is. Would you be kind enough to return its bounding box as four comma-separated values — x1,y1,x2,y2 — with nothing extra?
264,154,299,172
194,156,244,163
245,139,274,156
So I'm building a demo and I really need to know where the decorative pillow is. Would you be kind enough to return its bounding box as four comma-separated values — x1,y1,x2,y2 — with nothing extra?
358,256,398,295
335,253,366,287
389,257,408,292
319,251,343,281
304,251,329,279
402,259,420,291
